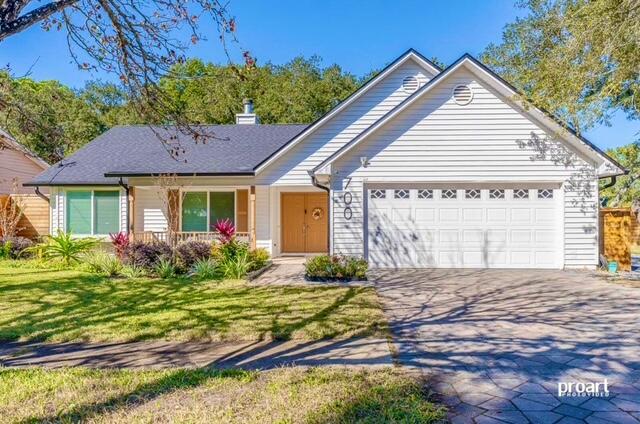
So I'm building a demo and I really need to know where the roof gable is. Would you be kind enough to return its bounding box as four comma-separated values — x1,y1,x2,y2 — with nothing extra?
312,54,626,177
254,49,442,174
0,128,48,169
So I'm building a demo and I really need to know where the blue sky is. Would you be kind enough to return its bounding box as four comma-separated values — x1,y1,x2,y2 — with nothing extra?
1,0,636,150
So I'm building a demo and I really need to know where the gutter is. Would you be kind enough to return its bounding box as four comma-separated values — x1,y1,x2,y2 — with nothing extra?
118,178,130,234
104,172,255,177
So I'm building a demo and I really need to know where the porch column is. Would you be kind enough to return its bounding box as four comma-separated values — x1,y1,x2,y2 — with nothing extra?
250,186,256,249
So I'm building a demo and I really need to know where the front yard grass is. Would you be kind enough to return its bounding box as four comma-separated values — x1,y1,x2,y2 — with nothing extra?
0,261,386,342
0,367,445,423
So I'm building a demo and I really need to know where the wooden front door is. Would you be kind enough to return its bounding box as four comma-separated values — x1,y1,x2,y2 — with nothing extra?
281,192,328,253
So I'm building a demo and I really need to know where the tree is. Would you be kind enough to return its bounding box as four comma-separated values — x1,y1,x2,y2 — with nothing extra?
159,57,361,125
600,143,640,207
0,0,250,158
483,0,639,132
483,0,639,203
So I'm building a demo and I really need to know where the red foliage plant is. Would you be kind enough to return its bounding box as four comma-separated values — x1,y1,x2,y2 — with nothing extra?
214,219,235,244
109,232,130,259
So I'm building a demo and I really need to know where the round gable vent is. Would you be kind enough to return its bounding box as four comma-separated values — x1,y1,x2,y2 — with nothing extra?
402,76,420,93
452,84,473,105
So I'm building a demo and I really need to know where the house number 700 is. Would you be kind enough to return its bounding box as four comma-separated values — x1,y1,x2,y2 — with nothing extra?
343,192,352,220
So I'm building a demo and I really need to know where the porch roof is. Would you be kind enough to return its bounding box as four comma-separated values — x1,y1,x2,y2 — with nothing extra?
25,124,307,186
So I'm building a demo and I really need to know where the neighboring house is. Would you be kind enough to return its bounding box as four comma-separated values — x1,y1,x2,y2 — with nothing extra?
26,49,626,269
0,129,50,239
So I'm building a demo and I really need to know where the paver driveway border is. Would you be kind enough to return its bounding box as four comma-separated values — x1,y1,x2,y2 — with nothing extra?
372,269,640,424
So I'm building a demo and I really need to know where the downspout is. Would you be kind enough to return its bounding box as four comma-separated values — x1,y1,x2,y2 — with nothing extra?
308,171,331,253
118,177,130,234
34,187,49,202
600,175,617,190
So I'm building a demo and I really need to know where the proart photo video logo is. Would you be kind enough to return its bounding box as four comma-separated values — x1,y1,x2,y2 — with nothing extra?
558,379,610,398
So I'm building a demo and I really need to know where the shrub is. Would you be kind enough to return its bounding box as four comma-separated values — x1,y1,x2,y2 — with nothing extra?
109,232,130,260
305,255,368,281
0,237,34,259
247,248,270,272
219,251,252,279
175,241,211,271
29,231,98,266
121,264,147,278
154,258,177,279
190,258,219,280
212,239,249,262
84,251,123,277
124,241,173,270
214,219,235,243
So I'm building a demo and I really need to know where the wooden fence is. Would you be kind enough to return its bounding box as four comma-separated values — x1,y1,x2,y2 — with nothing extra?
0,194,49,240
599,208,640,271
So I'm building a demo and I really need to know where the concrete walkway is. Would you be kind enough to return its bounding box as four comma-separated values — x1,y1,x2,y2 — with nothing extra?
373,269,640,424
0,337,392,370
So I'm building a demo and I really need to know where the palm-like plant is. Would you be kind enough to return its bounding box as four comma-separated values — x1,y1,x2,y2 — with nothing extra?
35,231,99,266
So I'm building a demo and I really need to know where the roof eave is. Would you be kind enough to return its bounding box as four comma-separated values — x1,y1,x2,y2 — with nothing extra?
104,171,255,178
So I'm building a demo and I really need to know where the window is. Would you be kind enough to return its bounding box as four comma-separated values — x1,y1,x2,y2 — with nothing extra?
489,189,505,199
209,192,235,230
66,190,120,235
370,189,386,199
513,189,529,199
418,189,433,199
465,189,481,199
182,192,207,231
394,189,410,199
441,189,457,199
538,189,554,199
181,191,235,232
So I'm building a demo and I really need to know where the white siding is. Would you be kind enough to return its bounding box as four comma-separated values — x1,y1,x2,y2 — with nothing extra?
255,185,271,253
330,68,599,268
256,59,433,186
50,188,64,234
134,187,168,232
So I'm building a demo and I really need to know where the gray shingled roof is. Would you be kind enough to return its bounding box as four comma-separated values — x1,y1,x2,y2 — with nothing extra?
26,125,307,186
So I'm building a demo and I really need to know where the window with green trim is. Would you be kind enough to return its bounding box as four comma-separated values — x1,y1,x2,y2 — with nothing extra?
181,191,235,232
66,190,120,235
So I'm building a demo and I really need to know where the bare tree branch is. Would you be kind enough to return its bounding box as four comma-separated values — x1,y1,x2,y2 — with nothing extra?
0,0,77,41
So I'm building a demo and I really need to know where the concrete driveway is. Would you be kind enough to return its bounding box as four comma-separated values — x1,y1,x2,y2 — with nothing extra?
373,269,640,424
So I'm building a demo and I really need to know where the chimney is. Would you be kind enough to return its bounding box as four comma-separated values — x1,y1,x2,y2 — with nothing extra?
236,98,260,124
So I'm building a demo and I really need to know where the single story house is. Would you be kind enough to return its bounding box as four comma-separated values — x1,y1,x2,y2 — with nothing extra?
1,129,50,239
25,49,626,269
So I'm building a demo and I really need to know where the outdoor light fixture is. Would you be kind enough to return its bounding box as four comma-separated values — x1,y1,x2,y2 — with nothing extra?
360,156,369,167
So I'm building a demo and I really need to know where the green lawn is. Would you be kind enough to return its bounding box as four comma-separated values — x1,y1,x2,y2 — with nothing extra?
0,367,445,423
0,261,386,342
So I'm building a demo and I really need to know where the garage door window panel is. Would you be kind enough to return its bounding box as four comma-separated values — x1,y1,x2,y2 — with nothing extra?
441,189,457,199
538,189,554,199
489,189,505,199
418,189,433,199
465,189,481,199
513,189,530,199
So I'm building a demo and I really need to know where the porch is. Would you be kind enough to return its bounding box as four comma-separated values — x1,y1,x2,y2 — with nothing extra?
129,183,328,255
131,230,252,246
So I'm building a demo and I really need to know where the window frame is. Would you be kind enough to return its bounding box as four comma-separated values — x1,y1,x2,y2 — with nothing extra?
65,188,122,236
180,188,237,232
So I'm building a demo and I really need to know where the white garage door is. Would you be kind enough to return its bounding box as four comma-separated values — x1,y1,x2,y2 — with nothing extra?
367,187,561,269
